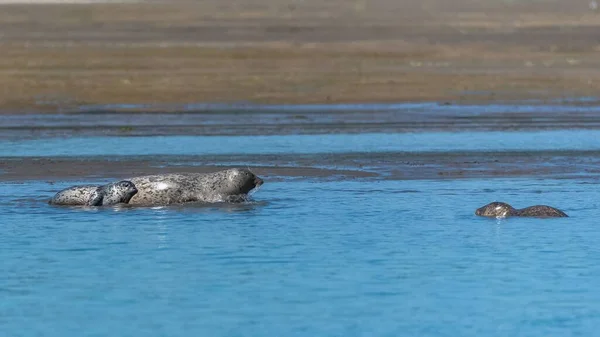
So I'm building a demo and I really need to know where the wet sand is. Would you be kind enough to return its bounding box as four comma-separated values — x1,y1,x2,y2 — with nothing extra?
0,0,600,112
3,150,600,182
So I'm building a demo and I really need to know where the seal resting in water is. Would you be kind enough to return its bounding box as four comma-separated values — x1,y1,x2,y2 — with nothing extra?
475,201,568,218
126,168,264,206
49,181,138,206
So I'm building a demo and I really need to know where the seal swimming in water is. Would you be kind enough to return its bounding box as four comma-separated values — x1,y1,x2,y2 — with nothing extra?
126,168,264,206
49,180,138,206
475,201,568,218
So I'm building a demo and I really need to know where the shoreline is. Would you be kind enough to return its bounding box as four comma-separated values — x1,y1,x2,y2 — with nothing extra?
3,150,600,182
0,1,599,113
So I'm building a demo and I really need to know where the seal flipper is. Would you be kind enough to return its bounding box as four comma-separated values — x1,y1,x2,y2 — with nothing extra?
87,188,104,206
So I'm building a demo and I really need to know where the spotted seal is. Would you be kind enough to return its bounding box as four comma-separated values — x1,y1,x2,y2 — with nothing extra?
49,181,138,206
475,201,568,218
126,168,264,206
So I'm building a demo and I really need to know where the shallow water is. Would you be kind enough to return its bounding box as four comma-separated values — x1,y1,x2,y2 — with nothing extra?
3,130,600,157
3,102,600,336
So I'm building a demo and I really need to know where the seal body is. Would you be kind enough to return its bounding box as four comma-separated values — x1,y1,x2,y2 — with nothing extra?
127,168,263,206
517,205,568,218
49,185,98,206
49,180,138,206
476,201,568,218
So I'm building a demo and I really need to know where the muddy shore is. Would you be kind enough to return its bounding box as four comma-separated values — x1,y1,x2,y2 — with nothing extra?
3,149,600,182
0,0,599,112
3,102,600,139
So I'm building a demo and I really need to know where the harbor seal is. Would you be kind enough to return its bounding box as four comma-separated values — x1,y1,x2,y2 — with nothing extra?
475,201,568,218
127,168,264,206
49,180,138,206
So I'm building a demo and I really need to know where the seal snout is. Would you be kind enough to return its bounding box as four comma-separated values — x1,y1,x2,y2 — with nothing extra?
254,176,264,187
118,180,138,196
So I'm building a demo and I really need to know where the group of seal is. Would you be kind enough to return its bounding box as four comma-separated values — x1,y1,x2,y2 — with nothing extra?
49,167,567,218
475,201,568,218
48,168,263,207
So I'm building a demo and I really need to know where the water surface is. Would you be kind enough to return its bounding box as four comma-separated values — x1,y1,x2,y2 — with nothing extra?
1,177,598,337
3,129,600,157
3,102,600,337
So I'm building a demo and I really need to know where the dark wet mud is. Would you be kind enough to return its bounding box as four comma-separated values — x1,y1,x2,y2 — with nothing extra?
3,101,600,139
3,150,600,183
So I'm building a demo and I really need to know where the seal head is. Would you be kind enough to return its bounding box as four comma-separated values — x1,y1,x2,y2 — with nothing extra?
475,201,518,218
88,180,138,206
223,168,264,195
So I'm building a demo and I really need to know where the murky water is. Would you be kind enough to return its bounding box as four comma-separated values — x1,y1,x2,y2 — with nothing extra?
2,102,600,336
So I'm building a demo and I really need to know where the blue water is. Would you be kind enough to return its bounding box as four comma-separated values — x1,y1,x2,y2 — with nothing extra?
2,176,600,336
4,118,600,337
3,129,600,157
